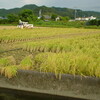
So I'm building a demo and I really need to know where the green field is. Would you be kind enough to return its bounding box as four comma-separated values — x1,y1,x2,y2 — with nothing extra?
0,26,100,78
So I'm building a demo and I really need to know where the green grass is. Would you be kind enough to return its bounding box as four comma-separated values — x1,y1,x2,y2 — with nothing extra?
34,21,85,28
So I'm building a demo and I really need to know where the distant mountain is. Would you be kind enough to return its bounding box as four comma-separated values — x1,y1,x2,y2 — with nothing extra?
0,4,100,19
0,4,38,17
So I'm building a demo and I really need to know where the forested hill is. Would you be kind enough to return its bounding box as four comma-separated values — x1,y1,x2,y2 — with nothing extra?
0,4,100,19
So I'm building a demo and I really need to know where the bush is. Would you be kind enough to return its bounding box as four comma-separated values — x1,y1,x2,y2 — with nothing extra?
0,19,9,24
86,19,100,26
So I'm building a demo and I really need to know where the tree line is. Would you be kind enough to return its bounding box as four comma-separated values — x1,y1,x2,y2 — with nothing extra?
0,9,70,24
87,19,100,26
0,9,100,27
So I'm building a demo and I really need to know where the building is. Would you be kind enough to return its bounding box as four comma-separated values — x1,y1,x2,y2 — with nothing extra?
75,16,96,21
42,15,51,21
55,17,60,21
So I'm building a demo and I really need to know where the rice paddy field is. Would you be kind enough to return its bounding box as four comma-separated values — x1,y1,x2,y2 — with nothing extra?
0,26,100,78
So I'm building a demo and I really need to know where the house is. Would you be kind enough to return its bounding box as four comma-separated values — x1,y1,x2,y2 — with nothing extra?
55,17,60,21
37,9,51,21
89,16,96,20
75,16,96,21
43,15,51,21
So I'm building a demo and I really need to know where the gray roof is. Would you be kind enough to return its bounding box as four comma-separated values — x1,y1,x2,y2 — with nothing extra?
43,15,51,19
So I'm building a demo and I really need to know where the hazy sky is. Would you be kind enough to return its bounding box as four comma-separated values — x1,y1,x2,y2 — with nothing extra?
0,0,100,12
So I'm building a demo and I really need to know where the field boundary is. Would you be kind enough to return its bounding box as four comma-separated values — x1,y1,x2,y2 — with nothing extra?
0,48,22,54
0,70,100,100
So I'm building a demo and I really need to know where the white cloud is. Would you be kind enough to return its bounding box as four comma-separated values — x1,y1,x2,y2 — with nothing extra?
21,0,59,6
22,0,41,4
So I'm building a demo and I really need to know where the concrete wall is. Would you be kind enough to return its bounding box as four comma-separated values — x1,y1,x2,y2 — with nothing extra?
0,70,100,100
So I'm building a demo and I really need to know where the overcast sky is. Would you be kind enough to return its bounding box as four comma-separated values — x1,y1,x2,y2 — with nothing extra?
0,0,100,12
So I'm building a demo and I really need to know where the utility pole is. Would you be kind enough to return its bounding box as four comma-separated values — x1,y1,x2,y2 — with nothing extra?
74,9,77,20
39,9,42,18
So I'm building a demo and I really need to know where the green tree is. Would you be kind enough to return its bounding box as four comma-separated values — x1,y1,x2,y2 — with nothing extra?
51,14,58,21
7,14,19,23
88,19,98,25
60,16,70,21
19,9,37,22
40,16,45,20
0,19,9,24
97,20,100,26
